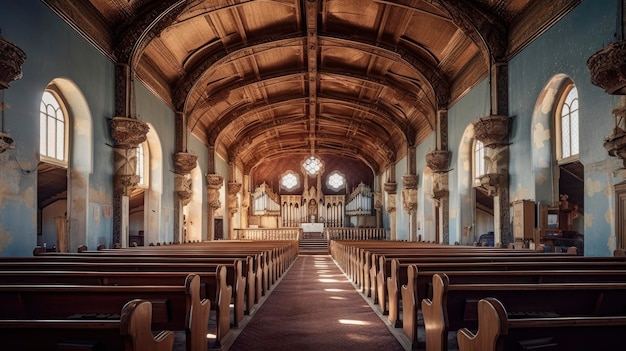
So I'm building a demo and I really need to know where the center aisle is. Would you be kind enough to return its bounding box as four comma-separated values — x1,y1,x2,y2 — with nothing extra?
227,255,406,351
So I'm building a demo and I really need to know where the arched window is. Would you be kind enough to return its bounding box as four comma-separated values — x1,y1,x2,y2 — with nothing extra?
557,84,579,162
136,142,148,188
473,139,485,183
327,171,345,191
40,90,67,164
280,171,299,190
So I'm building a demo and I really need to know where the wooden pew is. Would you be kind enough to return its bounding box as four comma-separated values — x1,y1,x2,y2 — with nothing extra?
33,248,263,310
0,273,214,350
0,257,247,327
421,273,626,351
0,299,174,351
457,297,626,351
385,255,626,327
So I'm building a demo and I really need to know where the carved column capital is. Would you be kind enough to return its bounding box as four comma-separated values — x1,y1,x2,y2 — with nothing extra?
425,150,451,173
386,193,396,213
604,106,626,167
175,175,193,206
587,39,626,95
402,174,418,189
110,117,149,148
206,174,224,210
0,36,26,89
228,182,242,195
477,173,508,197
472,115,510,148
173,152,198,175
384,182,397,194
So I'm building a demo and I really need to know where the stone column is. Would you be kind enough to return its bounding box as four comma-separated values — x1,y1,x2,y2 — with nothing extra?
385,182,397,240
173,152,197,243
206,174,224,240
110,117,149,247
227,181,242,240
472,115,511,246
402,174,418,242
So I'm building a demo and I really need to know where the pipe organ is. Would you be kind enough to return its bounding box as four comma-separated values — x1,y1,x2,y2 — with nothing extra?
252,183,281,216
252,183,375,229
345,182,373,215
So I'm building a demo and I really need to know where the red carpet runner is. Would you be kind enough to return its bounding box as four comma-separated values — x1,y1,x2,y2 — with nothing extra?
228,255,405,350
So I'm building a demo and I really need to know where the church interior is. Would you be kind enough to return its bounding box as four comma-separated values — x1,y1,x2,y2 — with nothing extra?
2,1,626,350
1,0,623,256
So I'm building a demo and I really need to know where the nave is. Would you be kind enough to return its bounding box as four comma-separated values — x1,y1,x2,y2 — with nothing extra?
224,255,408,351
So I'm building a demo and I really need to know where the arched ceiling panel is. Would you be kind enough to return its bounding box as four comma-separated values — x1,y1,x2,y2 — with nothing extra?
47,0,578,182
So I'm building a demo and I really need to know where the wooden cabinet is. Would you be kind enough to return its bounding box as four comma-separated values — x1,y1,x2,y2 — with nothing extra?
512,200,535,241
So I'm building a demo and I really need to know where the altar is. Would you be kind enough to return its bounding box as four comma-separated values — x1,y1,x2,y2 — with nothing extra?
301,223,324,238
301,222,323,233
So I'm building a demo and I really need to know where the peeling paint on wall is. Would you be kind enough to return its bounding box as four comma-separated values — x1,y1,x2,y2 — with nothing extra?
605,207,613,225
584,212,593,228
0,225,14,252
90,186,112,205
535,171,549,185
532,123,550,149
585,178,603,197
511,187,531,202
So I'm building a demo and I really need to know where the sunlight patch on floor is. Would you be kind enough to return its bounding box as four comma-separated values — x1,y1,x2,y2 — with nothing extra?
339,319,371,326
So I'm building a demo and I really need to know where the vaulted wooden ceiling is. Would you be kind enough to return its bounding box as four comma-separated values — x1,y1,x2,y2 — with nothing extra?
45,0,578,179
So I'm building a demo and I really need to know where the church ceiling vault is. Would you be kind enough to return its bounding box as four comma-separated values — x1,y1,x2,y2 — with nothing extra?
45,0,579,178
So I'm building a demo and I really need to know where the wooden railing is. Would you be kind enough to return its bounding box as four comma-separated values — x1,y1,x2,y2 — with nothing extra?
233,228,302,241
325,227,388,241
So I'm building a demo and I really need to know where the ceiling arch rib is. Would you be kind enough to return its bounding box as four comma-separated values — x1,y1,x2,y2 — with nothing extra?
207,93,409,154
186,68,433,142
227,112,397,162
237,134,385,175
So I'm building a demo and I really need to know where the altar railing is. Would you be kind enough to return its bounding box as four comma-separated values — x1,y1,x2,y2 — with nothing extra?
325,227,388,240
233,228,302,240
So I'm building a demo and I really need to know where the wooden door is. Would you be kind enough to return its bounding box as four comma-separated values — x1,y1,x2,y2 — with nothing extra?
214,218,224,240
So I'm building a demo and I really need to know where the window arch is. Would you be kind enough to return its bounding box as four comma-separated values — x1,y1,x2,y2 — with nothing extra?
473,139,485,184
556,83,579,162
40,90,67,164
136,142,148,188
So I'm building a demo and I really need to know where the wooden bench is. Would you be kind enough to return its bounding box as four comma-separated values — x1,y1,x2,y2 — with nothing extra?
457,297,626,351
421,273,626,351
0,299,174,351
0,273,216,350
389,256,626,328
0,257,247,328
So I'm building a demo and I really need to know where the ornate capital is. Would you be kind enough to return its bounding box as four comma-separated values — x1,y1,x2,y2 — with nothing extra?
384,182,397,194
175,175,193,206
604,106,626,167
587,40,626,95
402,188,418,213
110,117,149,148
387,193,396,213
228,182,242,195
0,132,14,153
432,173,449,201
0,36,26,89
173,152,198,175
206,173,224,190
425,150,451,173
402,174,418,189
472,115,510,148
116,174,141,193
476,173,507,197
